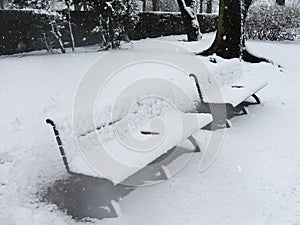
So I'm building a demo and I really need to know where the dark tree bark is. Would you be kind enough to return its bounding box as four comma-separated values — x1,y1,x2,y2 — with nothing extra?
108,14,115,48
206,0,212,13
198,0,268,63
0,0,4,9
177,0,201,41
142,0,146,11
199,0,203,13
152,0,159,11
276,0,285,6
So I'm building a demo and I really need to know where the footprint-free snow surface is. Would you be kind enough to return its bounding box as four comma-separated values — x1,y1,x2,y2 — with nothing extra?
1,33,300,225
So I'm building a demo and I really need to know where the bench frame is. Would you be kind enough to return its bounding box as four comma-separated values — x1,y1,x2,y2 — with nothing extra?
189,73,264,129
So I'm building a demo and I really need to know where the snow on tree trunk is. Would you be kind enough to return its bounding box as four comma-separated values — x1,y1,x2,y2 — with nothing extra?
177,0,201,41
67,16,75,52
65,2,75,52
50,20,66,53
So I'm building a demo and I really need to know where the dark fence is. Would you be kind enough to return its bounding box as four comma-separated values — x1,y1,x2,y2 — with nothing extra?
0,10,218,55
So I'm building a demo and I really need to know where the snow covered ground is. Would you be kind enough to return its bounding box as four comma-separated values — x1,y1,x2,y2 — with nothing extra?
1,33,300,225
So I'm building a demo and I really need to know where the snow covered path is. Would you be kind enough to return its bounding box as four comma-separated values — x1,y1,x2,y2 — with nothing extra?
1,34,300,225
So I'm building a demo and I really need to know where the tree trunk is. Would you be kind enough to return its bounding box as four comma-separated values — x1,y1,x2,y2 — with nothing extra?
152,0,159,11
199,0,203,13
142,0,146,11
198,0,268,63
177,0,201,41
276,0,285,6
0,0,4,9
206,0,212,13
108,14,115,48
67,12,75,52
50,21,66,53
64,4,75,52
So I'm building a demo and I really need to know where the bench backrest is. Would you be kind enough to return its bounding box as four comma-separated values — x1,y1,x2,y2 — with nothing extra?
192,59,244,104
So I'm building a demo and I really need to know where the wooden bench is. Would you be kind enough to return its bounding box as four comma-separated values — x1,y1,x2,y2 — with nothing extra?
46,111,212,184
46,41,267,184
46,53,213,184
189,59,268,128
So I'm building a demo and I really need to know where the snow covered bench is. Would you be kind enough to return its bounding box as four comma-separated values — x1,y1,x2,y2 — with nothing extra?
189,59,268,127
46,111,212,184
46,81,212,184
46,41,215,184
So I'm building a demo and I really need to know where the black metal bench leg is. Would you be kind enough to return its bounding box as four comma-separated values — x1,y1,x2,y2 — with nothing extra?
252,94,261,104
46,119,71,174
242,107,249,115
187,135,201,152
226,119,231,128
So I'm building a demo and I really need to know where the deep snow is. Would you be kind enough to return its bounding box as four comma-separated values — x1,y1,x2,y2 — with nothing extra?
0,33,300,225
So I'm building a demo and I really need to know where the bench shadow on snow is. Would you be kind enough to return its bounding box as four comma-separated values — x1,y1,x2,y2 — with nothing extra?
42,174,134,221
42,143,196,221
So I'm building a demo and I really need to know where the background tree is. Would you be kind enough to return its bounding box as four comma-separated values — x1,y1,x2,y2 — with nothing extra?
199,0,203,13
87,0,139,49
177,0,201,41
152,0,159,10
276,0,285,6
206,0,212,13
142,0,146,11
199,0,267,62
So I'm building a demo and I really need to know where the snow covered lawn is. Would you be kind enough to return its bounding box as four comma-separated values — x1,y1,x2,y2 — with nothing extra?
1,33,300,225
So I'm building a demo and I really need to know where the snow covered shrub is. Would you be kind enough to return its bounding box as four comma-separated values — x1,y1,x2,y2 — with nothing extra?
6,0,51,9
87,0,139,49
245,4,300,41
